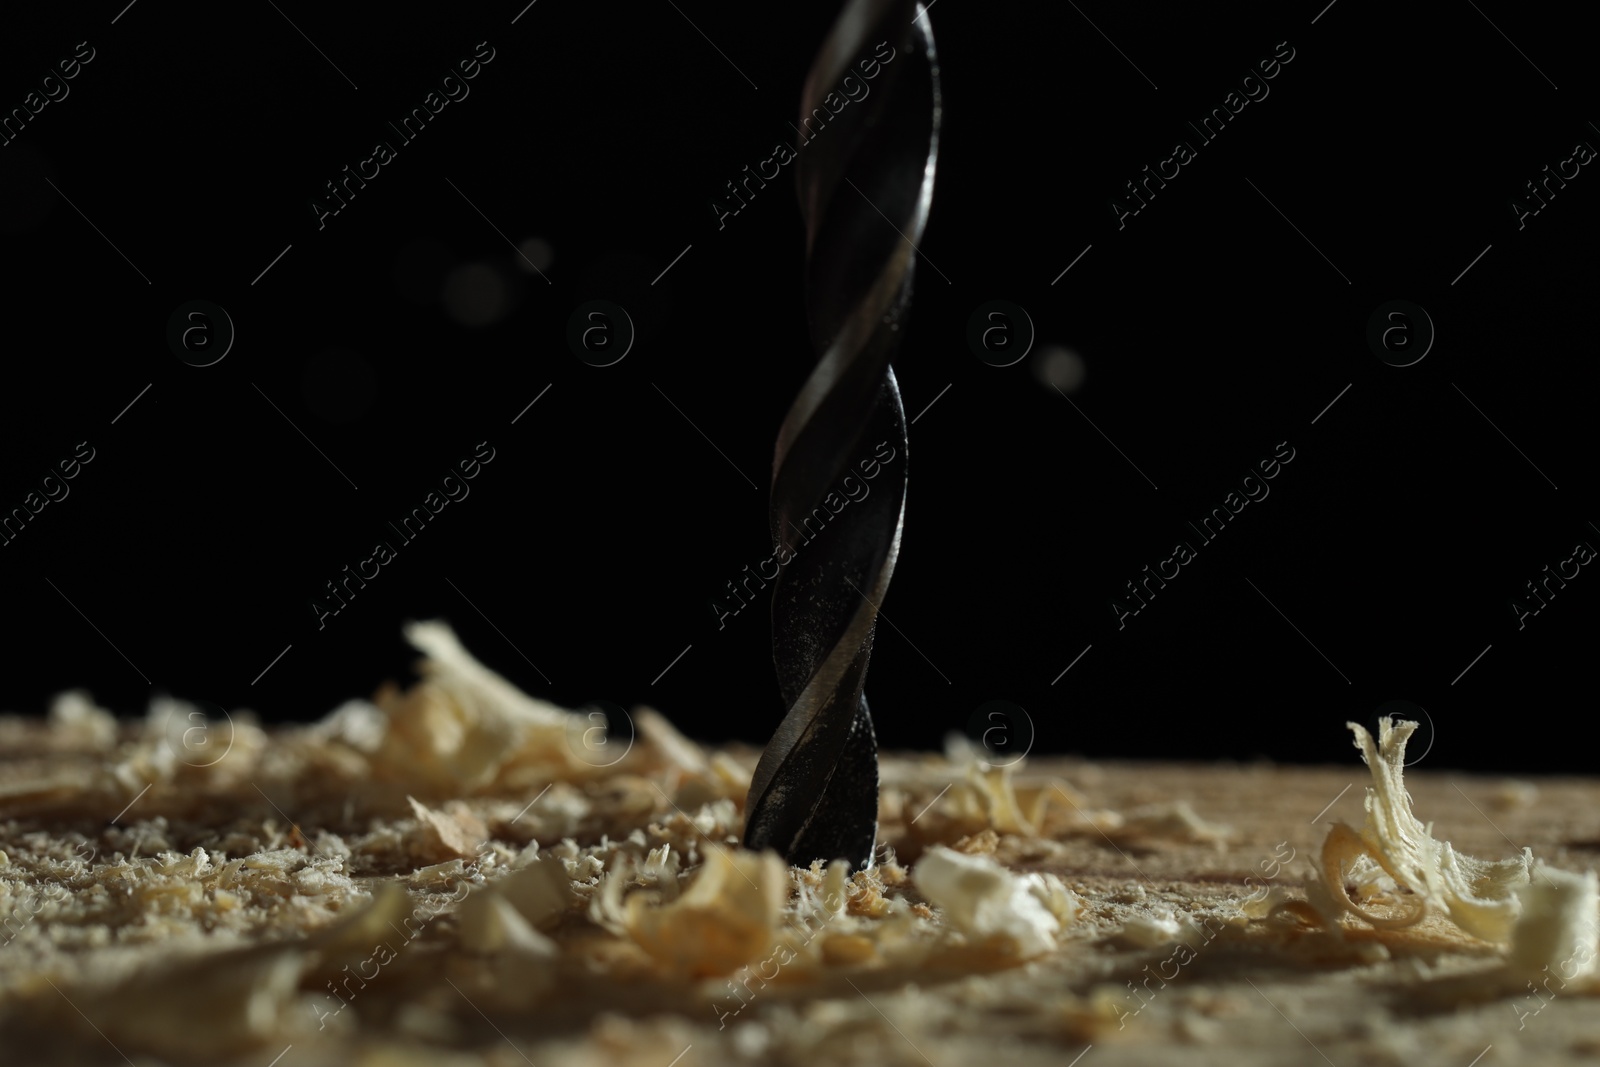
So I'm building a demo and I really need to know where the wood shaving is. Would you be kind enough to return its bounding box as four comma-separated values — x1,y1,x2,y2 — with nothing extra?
1301,715,1600,1007
913,846,1074,957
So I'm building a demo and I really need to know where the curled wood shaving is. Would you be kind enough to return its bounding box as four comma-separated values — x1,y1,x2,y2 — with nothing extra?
1315,718,1532,941
624,847,788,976
1313,716,1600,979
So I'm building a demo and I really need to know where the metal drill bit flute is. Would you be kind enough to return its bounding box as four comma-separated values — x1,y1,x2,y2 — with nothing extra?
743,0,941,869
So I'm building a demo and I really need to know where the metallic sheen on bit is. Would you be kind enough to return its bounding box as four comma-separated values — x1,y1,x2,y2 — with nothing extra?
743,0,941,870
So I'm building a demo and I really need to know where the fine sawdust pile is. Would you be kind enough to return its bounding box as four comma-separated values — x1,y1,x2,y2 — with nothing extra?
1,622,1597,1067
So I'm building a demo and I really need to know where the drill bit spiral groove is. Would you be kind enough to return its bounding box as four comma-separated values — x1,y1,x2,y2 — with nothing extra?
743,0,940,869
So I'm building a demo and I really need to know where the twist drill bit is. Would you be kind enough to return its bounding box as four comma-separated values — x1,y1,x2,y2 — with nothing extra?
743,0,940,870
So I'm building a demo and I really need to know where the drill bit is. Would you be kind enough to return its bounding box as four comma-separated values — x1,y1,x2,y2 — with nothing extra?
743,0,941,870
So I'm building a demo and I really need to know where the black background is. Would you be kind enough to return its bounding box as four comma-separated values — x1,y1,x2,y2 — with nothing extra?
1,1,1594,772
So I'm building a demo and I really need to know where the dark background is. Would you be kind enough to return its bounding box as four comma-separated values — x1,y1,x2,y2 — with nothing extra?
1,1,1594,772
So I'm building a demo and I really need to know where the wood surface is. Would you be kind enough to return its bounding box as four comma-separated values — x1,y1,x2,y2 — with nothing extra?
2,709,1597,1067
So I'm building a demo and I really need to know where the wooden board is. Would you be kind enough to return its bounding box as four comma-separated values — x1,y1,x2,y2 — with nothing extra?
2,668,1597,1067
